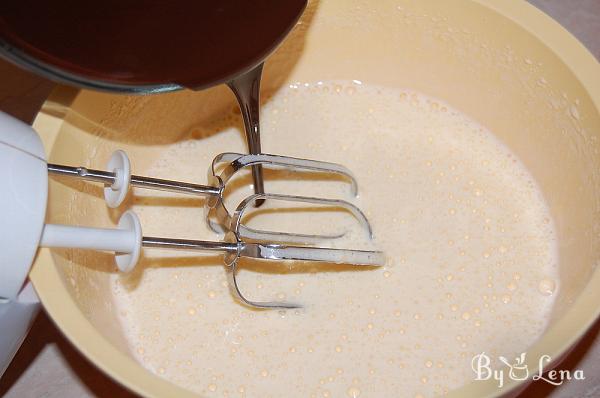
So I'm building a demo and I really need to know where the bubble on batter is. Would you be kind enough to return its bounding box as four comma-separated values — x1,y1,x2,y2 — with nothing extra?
538,278,557,296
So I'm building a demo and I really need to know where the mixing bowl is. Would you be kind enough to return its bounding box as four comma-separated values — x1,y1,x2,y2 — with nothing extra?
28,0,600,396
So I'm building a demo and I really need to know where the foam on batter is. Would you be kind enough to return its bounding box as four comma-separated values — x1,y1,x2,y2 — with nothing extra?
112,81,558,397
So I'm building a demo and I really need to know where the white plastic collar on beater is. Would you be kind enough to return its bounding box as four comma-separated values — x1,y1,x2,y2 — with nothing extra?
104,149,131,208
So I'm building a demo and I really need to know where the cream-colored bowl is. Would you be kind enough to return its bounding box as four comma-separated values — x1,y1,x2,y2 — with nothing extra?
30,0,600,397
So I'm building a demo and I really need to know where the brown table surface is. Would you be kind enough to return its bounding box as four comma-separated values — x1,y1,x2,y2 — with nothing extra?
0,1,599,397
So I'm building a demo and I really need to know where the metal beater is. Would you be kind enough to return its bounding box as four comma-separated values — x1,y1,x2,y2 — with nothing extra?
46,149,384,309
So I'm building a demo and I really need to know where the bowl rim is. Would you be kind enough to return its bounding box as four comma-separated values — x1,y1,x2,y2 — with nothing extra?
29,0,600,397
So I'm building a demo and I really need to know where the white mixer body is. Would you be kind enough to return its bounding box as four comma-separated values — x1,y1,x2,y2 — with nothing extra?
0,111,47,377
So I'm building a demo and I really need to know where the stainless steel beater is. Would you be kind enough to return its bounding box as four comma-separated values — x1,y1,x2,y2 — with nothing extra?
47,150,385,309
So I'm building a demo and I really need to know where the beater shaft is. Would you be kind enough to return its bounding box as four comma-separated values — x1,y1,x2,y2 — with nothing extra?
47,164,220,196
141,236,238,253
40,227,383,265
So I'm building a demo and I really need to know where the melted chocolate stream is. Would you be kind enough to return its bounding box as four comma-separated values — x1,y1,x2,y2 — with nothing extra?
228,64,265,205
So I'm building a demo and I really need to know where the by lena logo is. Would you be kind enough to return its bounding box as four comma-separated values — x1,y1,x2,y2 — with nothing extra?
471,352,585,388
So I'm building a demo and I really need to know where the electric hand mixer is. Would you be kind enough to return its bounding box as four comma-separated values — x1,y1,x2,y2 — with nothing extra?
1,110,384,310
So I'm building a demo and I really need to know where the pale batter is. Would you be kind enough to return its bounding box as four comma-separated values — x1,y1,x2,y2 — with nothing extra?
112,81,558,397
